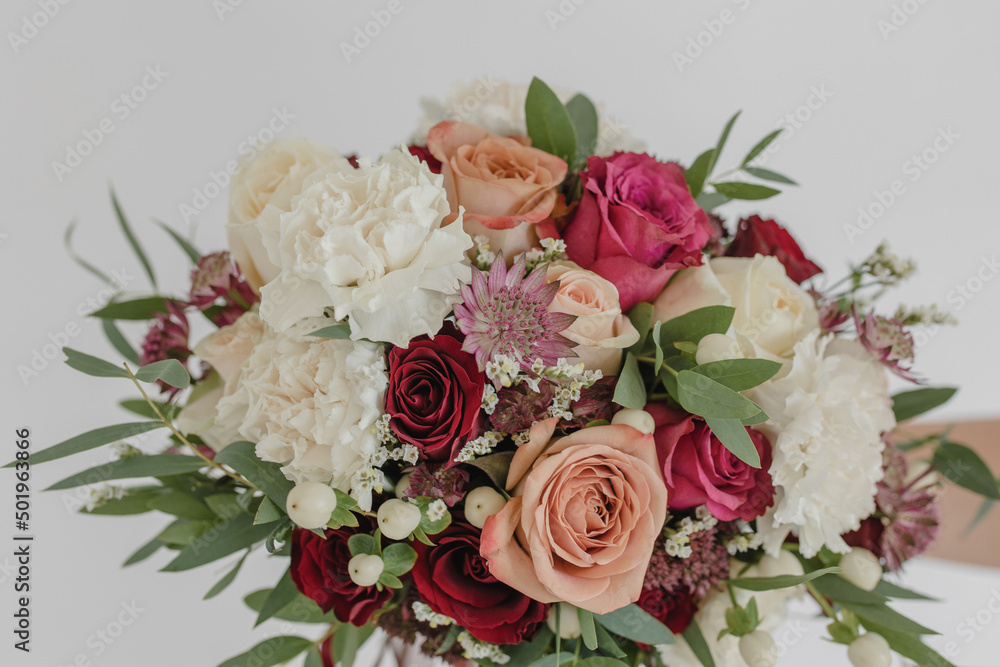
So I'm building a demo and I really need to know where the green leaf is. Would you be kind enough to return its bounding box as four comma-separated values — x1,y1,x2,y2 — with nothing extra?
135,359,191,389
743,166,798,185
692,359,781,391
729,566,841,591
164,513,275,572
741,129,782,166
526,652,576,667
681,618,716,667
123,537,163,566
840,601,937,635
84,487,161,515
101,319,140,364
256,569,298,627
712,182,781,201
91,296,171,320
660,356,696,400
595,604,675,645
214,441,294,508
332,623,377,667
348,533,377,556
859,620,956,667
685,149,715,199
149,491,215,520
810,574,887,605
578,607,599,650
525,77,578,164
205,493,245,520
892,387,958,422
625,302,655,354
63,347,130,378
677,371,764,421
576,659,630,667
706,111,741,177
965,497,995,535
157,519,212,546
244,589,334,625
303,648,324,667
705,418,761,468
696,192,731,212
593,622,627,658
119,398,175,420
328,490,360,529
217,636,313,667
64,218,112,283
652,321,665,372
204,550,249,600
111,189,156,288
933,441,1000,499
414,497,452,535
47,454,206,491
308,323,352,339
873,580,936,601
254,496,284,524
612,353,647,409
382,542,417,576
154,219,201,263
11,421,163,468
566,94,599,164
658,306,735,353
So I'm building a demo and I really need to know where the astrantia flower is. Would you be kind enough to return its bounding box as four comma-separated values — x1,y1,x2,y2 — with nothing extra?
855,310,919,382
489,381,556,433
189,251,258,326
643,524,730,600
140,301,192,397
403,462,470,507
454,254,576,373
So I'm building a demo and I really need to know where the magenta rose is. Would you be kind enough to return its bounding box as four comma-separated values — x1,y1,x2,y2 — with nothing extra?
387,326,485,462
562,153,714,310
647,403,774,522
726,215,822,284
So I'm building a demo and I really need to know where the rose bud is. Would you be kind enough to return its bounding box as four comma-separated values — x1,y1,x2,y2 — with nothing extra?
739,630,777,667
839,547,882,591
348,554,384,587
285,482,338,530
546,603,582,639
464,486,506,529
847,632,892,667
394,473,412,500
377,499,421,540
611,408,656,435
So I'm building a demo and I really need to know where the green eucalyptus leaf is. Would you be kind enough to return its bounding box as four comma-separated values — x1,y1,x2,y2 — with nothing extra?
741,129,782,166
677,371,763,420
712,182,781,201
692,359,781,391
658,306,735,354
63,347,130,378
204,550,249,600
685,149,715,198
578,607,599,650
566,94,599,164
149,491,215,520
707,111,741,177
90,296,170,320
705,418,761,468
102,319,140,364
123,537,163,566
525,77,578,164
214,441,294,508
729,566,841,591
681,618,716,667
743,166,797,185
595,604,675,645
154,219,201,263
892,387,957,422
163,512,275,572
932,441,1000,499
612,353,647,409
255,569,299,627
47,454,206,490
111,189,157,288
135,359,190,389
696,191,731,212
217,636,313,667
382,542,417,576
308,323,352,339
333,623,377,667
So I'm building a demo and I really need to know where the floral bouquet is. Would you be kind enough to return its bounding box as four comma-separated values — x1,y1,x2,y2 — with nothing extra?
33,77,999,667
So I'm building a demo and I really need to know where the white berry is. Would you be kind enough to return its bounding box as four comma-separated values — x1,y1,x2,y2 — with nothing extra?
348,554,384,587
839,547,882,591
377,498,421,540
285,482,338,530
545,602,582,639
739,630,777,667
465,486,507,529
611,408,656,435
847,632,891,667
756,550,804,579
696,333,744,365
394,473,412,499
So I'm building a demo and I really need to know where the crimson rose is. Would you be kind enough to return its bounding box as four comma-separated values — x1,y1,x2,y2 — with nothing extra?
290,522,392,627
387,326,485,462
726,215,821,284
562,153,713,310
411,521,549,645
637,586,697,634
647,404,774,522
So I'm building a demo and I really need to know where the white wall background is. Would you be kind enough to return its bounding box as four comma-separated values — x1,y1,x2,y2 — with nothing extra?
2,1,999,666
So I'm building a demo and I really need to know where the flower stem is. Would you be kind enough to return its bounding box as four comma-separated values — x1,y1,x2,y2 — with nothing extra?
806,581,837,619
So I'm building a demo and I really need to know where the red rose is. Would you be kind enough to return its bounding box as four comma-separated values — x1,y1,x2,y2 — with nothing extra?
387,326,485,462
290,522,392,627
407,144,442,174
562,153,713,311
637,586,697,634
412,521,549,645
647,404,774,522
726,215,821,284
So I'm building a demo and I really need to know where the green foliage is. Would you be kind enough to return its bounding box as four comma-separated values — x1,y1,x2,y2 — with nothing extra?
657,306,734,354
101,319,140,364
681,619,716,667
525,77,578,165
154,219,201,263
333,623,377,667
932,441,1000,499
704,418,761,468
47,454,206,490
692,359,781,391
91,296,170,320
255,569,299,627
612,353,647,409
743,166,797,185
565,94,599,167
123,537,163,566
891,386,957,422
676,371,763,421
83,486,161,515
308,323,352,339
214,441,294,508
135,359,190,389
149,491,216,521
684,149,714,198
63,347,130,378
162,512,275,572
216,636,314,667
595,604,675,645
111,189,157,288
254,496,284,525
712,182,780,201
204,550,249,600
728,566,841,591
578,607,599,650
244,589,334,625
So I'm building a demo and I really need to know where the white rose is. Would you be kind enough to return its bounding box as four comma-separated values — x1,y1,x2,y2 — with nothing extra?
749,332,896,558
653,255,820,372
545,261,639,375
193,311,265,382
227,137,348,292
258,148,473,346
213,318,388,509
411,78,645,157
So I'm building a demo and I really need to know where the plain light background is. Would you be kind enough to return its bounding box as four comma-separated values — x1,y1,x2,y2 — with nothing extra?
2,1,999,665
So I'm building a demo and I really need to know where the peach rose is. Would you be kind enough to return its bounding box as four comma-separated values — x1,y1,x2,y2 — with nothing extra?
480,419,667,614
546,261,640,376
427,120,567,259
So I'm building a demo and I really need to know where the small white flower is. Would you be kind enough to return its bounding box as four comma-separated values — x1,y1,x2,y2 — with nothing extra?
412,601,453,627
481,384,499,415
426,499,447,522
457,631,510,664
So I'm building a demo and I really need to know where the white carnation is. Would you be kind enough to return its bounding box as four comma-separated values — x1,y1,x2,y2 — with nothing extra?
411,78,645,157
214,318,388,510
258,147,473,346
749,332,896,557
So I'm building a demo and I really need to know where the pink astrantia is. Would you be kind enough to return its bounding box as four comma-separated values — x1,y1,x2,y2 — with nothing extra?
454,253,576,373
643,524,730,599
189,251,258,327
855,309,919,382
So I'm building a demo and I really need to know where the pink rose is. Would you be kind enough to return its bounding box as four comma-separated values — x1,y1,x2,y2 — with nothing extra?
562,153,713,311
427,121,568,259
647,404,775,522
480,419,667,614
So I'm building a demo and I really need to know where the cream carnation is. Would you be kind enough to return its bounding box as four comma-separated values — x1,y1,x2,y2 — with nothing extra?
749,332,896,557
213,317,388,509
411,78,645,157
258,147,473,346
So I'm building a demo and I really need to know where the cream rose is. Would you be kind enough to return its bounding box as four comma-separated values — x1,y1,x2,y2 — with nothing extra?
545,261,639,375
212,317,388,509
258,148,473,346
227,137,347,292
653,255,820,371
